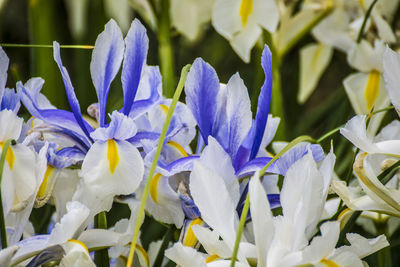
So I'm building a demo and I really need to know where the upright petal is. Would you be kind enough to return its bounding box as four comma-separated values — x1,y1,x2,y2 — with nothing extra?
250,45,272,160
53,41,94,142
0,46,9,104
383,46,400,113
90,19,124,127
226,73,252,160
122,19,148,115
185,58,220,144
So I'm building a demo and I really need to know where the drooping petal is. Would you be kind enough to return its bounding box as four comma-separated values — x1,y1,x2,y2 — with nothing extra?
212,0,242,40
185,58,220,144
90,19,124,127
76,140,144,215
53,41,94,142
230,22,261,63
165,242,207,267
122,19,148,115
250,45,272,160
226,73,252,160
0,109,23,141
252,0,279,32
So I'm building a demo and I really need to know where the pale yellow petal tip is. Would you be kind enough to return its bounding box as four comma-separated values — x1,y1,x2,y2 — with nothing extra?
364,70,380,111
239,0,253,26
159,104,169,115
107,139,119,174
183,218,203,247
206,254,220,263
150,173,163,204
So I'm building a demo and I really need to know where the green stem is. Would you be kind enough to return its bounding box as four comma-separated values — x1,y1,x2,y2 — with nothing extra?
230,135,315,267
126,64,191,267
153,226,175,267
0,139,12,249
0,43,94,49
158,0,176,98
94,212,109,267
356,0,379,43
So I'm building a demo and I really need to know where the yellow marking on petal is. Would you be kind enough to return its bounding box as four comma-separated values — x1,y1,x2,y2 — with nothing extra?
320,258,339,267
312,45,323,71
160,104,169,115
37,165,54,199
337,208,350,221
183,218,203,247
167,140,188,157
135,244,150,267
107,139,119,174
239,0,253,26
68,239,89,254
364,70,380,111
206,254,220,263
0,142,15,170
150,173,162,204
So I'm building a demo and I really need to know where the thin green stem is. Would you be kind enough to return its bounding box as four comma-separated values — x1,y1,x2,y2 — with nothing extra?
94,212,109,267
126,64,191,267
158,0,176,98
0,43,94,49
230,135,315,267
356,0,379,43
153,226,175,266
0,139,12,248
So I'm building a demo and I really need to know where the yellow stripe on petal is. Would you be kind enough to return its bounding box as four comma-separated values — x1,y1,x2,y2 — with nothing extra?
206,254,220,263
167,140,188,157
150,173,162,204
0,143,15,170
183,218,203,247
239,0,253,26
320,258,339,267
37,166,55,199
107,139,119,174
364,70,380,111
68,239,89,254
160,104,169,115
135,244,150,267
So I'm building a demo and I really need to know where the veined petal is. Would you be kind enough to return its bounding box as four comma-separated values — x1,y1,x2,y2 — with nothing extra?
250,45,272,160
53,41,94,143
1,88,20,113
185,58,220,144
90,19,124,127
226,73,252,160
122,19,148,115
0,46,9,104
249,172,274,267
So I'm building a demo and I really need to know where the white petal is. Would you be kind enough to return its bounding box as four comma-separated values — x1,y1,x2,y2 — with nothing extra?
344,233,389,258
249,172,273,267
192,225,231,258
0,46,9,102
298,43,333,103
230,22,261,63
189,162,239,249
165,242,207,267
212,0,242,40
252,0,279,32
0,109,23,141
383,46,400,113
52,169,80,219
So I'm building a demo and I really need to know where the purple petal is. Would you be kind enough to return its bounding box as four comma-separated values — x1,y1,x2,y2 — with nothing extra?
250,45,272,160
185,58,220,144
90,19,124,127
53,41,94,142
122,19,149,115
